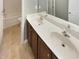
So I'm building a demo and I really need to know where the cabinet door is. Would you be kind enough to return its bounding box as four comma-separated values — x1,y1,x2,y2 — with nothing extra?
27,21,38,59
38,36,52,59
31,27,38,59
52,53,58,59
27,21,32,46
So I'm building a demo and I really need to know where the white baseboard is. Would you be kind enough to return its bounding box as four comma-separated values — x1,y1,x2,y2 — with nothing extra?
20,39,28,44
3,18,20,29
3,21,20,29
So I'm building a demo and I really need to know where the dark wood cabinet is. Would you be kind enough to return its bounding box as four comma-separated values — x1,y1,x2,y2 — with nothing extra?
27,20,58,59
31,28,38,59
38,36,52,59
27,21,32,46
52,53,58,59
27,21,38,59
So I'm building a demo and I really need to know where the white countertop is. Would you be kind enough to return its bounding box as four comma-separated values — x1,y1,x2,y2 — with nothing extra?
26,13,79,59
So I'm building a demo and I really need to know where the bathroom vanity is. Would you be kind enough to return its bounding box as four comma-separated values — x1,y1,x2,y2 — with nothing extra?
27,21,58,59
26,13,79,59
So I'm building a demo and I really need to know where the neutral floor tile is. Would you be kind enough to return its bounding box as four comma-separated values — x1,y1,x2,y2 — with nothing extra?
0,24,35,59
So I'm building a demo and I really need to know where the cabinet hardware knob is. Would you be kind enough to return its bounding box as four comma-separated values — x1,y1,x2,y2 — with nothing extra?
47,54,50,57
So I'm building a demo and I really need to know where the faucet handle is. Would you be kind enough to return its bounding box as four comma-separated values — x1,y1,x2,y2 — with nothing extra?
67,25,70,28
62,31,66,34
62,31,70,38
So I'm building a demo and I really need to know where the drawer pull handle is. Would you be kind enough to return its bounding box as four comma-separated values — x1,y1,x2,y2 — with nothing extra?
47,54,50,57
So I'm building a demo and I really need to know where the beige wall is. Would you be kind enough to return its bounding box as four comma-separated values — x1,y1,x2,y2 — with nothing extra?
4,0,21,16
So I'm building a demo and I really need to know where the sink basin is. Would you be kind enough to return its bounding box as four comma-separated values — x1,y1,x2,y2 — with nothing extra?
51,32,79,54
50,32,79,59
51,32,74,48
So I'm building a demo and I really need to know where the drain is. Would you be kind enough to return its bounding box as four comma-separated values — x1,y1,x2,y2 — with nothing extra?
62,44,66,47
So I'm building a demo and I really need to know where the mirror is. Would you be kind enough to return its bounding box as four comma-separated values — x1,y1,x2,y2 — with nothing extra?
47,0,79,26
36,0,79,26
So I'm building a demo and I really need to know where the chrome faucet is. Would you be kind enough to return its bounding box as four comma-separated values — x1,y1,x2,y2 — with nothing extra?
62,24,71,38
37,14,48,25
62,31,70,38
38,13,48,20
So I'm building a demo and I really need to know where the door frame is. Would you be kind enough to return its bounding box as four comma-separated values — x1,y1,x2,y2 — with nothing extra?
0,0,3,45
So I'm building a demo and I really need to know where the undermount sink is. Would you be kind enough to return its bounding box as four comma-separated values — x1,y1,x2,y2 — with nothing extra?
51,32,79,54
50,32,79,59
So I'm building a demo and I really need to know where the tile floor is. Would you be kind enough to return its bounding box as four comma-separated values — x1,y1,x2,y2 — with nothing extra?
0,24,35,59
